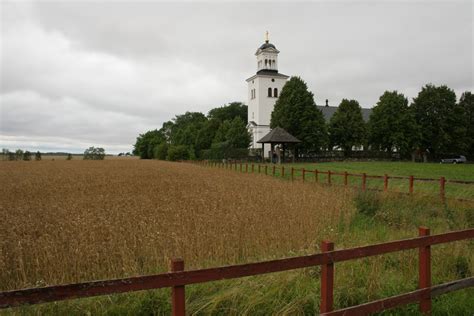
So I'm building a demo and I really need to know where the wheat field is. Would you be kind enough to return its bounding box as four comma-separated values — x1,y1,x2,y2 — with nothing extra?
0,160,351,290
0,160,472,315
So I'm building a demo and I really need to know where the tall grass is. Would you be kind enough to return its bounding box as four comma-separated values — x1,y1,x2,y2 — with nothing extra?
0,160,472,315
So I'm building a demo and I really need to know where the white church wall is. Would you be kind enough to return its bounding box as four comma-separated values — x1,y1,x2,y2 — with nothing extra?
255,76,287,126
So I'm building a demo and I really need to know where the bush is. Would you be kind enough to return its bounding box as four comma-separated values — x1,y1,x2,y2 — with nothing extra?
166,145,190,161
83,147,105,160
35,151,42,161
201,142,249,160
354,191,381,217
67,154,73,160
153,143,169,160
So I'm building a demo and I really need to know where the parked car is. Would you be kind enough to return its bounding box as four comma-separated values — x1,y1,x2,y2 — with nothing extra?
440,155,467,164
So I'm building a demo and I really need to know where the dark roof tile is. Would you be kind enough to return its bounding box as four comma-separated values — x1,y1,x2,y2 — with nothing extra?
257,127,301,143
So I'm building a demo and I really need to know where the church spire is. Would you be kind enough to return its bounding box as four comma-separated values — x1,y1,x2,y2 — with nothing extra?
265,31,269,43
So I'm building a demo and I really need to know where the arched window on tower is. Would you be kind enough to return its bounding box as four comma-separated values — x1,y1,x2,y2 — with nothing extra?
268,87,272,97
274,88,278,98
265,59,268,66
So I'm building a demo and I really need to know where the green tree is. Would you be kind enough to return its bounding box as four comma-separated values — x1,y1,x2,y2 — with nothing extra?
213,117,251,148
153,142,169,160
328,99,366,156
225,117,251,148
459,91,474,158
23,151,32,161
194,119,220,156
15,149,23,161
166,145,190,161
271,76,328,153
35,151,42,161
2,148,10,161
67,153,73,160
208,102,247,123
83,147,105,160
133,129,165,159
170,112,207,144
411,84,457,158
368,91,420,157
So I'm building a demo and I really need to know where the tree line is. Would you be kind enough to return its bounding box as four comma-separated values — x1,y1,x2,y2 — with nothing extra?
134,77,473,161
271,77,473,160
133,102,251,160
1,147,106,161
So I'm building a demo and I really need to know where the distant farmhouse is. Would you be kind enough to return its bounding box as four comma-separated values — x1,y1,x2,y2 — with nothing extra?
246,34,371,156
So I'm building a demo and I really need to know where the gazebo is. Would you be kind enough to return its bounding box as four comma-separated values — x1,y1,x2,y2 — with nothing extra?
257,127,301,163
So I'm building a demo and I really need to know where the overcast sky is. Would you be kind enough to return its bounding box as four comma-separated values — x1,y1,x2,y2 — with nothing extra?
1,1,472,154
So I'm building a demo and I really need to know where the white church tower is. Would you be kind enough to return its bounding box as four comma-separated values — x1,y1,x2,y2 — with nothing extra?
246,32,289,157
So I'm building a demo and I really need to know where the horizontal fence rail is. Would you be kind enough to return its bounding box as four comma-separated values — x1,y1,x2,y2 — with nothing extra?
200,161,474,202
1,228,473,315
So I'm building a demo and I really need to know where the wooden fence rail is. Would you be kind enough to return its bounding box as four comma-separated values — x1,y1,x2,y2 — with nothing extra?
1,228,473,315
202,161,474,202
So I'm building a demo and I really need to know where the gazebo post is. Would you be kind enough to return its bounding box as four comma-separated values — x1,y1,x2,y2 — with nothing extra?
261,143,264,162
282,143,286,164
271,143,275,163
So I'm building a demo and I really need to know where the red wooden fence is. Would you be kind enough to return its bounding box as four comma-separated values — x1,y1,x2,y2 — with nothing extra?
202,161,474,202
1,228,473,315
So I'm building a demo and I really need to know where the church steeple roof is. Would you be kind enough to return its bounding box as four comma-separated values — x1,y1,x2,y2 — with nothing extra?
259,41,276,50
256,31,279,54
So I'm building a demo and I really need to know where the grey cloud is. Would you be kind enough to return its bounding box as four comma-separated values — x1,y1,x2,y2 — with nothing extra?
1,1,472,153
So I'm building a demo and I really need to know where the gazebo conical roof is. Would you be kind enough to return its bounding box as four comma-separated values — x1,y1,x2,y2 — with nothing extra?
257,127,301,144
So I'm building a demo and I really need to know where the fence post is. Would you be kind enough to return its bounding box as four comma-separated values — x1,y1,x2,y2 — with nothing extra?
291,167,294,181
384,174,388,192
265,165,268,175
272,165,276,176
171,258,185,316
327,170,332,185
258,165,261,173
315,169,319,183
440,177,446,202
320,240,334,314
252,164,254,173
344,171,348,186
245,163,248,173
362,173,367,191
302,168,306,183
409,176,414,194
418,227,431,314
282,166,285,178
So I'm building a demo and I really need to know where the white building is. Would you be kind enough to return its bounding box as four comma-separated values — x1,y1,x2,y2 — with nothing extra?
246,35,289,157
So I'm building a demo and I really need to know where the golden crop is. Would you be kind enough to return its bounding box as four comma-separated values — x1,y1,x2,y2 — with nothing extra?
0,160,352,292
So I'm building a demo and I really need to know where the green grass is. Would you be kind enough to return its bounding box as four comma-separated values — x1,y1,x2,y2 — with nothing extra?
230,161,474,200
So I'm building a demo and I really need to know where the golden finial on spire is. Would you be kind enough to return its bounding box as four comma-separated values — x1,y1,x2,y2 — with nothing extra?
265,31,269,43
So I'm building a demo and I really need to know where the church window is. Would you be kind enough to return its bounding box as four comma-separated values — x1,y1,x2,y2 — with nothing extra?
265,59,268,66
268,87,272,97
274,88,278,98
